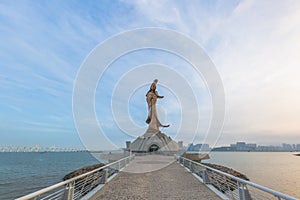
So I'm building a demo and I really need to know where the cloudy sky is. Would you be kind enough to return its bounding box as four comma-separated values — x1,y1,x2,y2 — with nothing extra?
1,0,300,149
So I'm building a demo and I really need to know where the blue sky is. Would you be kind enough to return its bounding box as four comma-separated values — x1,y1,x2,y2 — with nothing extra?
1,0,300,149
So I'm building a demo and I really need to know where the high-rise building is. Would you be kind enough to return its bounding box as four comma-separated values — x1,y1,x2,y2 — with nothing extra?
282,143,293,151
236,142,246,147
187,143,210,151
296,144,300,151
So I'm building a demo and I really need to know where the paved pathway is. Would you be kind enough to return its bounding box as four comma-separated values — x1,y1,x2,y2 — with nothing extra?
90,155,221,200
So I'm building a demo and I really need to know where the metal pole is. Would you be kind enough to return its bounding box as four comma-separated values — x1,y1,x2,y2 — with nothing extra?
202,170,210,184
238,182,251,200
100,169,108,184
190,162,194,173
61,182,74,200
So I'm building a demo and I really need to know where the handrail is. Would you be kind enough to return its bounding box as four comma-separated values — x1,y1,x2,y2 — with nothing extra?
178,156,297,200
16,154,135,200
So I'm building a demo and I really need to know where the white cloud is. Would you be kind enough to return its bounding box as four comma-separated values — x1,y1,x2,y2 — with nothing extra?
127,0,300,144
212,1,300,136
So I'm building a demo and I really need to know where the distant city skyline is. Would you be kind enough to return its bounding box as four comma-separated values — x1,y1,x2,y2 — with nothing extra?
2,141,300,152
186,141,300,152
1,1,300,149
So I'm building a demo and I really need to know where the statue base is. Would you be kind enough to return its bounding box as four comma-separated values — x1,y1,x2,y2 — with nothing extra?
129,130,179,153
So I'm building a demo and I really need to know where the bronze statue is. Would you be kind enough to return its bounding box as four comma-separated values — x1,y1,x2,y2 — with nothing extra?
145,79,170,131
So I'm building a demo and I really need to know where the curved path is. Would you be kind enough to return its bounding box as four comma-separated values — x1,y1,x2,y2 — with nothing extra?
90,155,221,200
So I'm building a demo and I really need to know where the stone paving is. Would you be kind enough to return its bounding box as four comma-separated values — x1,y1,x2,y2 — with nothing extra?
90,155,221,200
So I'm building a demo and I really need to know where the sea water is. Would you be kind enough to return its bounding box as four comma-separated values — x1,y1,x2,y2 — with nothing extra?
0,152,102,200
203,152,300,198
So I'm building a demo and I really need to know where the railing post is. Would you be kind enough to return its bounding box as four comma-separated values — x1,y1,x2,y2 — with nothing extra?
100,169,109,184
238,182,251,200
190,162,194,173
202,170,210,184
61,182,74,200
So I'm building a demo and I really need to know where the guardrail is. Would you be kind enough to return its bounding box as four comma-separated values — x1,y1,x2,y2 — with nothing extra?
16,154,135,200
177,156,297,200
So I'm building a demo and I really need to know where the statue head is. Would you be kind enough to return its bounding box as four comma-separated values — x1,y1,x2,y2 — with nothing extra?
153,79,158,83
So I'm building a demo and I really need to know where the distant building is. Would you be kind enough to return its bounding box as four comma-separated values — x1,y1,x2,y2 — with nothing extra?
256,145,283,152
236,142,246,147
282,143,293,151
229,142,257,151
201,144,210,151
187,143,210,151
246,143,257,148
178,141,183,149
212,146,232,151
187,143,193,150
213,142,299,152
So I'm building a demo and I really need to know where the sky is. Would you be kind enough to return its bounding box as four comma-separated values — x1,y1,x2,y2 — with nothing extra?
1,0,300,149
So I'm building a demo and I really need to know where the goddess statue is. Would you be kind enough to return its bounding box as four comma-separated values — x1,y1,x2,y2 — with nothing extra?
145,79,170,131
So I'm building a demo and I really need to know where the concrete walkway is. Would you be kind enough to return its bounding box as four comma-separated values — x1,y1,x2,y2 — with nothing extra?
90,155,221,200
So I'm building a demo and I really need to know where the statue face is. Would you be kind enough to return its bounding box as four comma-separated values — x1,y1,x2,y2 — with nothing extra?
154,79,158,83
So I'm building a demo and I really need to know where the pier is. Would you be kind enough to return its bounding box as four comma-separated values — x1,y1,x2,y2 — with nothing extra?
90,155,220,200
16,154,298,200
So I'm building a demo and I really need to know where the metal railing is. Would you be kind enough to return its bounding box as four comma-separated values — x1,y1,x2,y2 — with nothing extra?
177,156,298,200
16,154,135,200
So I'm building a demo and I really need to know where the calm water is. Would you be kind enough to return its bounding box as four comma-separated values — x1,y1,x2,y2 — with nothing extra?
0,152,102,200
203,152,300,199
0,152,299,199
